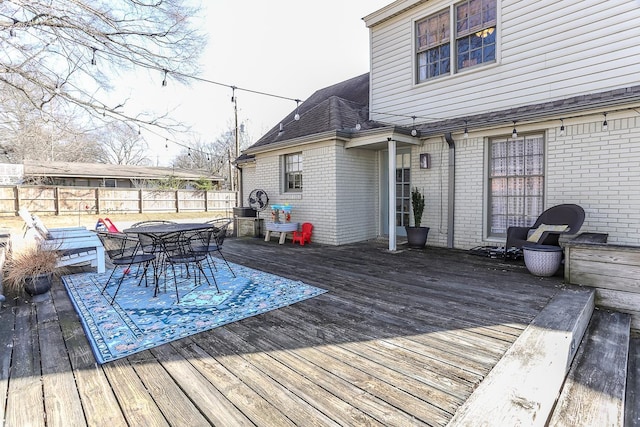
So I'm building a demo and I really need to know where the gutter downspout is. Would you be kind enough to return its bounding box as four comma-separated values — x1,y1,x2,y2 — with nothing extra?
444,133,455,249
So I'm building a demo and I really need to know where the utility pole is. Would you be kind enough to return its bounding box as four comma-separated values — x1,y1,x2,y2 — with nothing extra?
231,87,239,193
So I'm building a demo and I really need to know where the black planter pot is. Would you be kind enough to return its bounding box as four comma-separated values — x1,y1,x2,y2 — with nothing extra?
405,226,430,248
24,273,53,296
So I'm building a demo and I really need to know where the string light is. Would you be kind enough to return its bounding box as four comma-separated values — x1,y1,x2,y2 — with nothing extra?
294,99,300,121
463,120,469,139
162,69,168,87
559,119,565,136
511,121,518,139
602,112,608,131
411,116,417,137
91,48,97,65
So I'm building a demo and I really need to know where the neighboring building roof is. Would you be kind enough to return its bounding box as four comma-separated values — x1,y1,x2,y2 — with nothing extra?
22,160,224,182
242,73,386,157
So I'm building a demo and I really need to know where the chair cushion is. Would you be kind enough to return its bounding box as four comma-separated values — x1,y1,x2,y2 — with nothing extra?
526,224,569,243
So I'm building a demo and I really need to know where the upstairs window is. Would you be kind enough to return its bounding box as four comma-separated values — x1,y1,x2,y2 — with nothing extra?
284,153,303,192
415,0,497,83
456,0,497,71
416,9,450,82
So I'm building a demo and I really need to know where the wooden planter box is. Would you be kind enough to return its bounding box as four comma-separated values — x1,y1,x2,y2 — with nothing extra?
565,242,640,331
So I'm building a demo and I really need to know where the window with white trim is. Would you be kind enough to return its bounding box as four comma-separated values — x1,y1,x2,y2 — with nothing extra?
284,153,302,192
455,0,497,71
416,9,450,82
488,134,544,238
416,0,496,83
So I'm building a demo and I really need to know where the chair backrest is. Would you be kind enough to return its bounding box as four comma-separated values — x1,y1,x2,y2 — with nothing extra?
18,207,35,228
214,222,231,247
532,204,585,234
96,232,139,260
301,222,313,234
32,215,52,239
207,218,233,236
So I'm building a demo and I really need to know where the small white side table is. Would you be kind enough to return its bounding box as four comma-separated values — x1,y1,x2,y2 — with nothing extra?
265,222,299,244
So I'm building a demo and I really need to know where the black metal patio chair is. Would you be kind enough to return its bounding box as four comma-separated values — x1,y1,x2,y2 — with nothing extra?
192,220,235,277
156,228,220,302
96,232,156,305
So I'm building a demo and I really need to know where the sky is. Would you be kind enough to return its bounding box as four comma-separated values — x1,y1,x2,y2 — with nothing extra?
118,0,391,166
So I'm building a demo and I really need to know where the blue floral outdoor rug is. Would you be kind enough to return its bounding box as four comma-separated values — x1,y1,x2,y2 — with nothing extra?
62,262,327,364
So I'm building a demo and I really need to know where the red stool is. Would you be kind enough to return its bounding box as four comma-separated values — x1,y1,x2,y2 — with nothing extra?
292,222,313,246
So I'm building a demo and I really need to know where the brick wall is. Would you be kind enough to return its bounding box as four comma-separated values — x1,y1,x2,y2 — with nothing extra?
415,110,640,250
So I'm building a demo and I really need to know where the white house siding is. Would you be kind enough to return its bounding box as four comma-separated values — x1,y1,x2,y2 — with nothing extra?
367,0,640,127
335,148,379,245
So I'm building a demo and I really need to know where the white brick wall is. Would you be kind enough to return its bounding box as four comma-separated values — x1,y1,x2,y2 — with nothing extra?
417,110,640,249
244,110,640,248
242,141,380,245
547,112,640,246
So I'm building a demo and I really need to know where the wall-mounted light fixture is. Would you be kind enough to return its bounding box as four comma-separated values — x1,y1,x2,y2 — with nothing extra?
420,153,430,169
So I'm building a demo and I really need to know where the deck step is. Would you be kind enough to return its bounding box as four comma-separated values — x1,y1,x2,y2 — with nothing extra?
548,309,631,426
626,337,640,427
448,287,594,427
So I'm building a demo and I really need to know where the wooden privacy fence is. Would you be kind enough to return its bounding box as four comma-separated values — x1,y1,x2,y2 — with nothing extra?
0,186,237,217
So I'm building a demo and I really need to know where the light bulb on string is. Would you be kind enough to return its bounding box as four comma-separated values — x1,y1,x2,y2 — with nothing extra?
91,48,97,65
559,119,565,136
602,113,608,131
410,116,417,137
187,148,191,157
512,121,518,139
165,139,168,149
463,120,469,139
294,99,301,121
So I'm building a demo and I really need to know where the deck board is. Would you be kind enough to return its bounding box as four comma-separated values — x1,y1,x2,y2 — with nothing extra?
1,238,567,426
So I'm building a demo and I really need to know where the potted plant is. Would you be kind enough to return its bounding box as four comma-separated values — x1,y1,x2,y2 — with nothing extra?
405,187,429,248
4,242,61,296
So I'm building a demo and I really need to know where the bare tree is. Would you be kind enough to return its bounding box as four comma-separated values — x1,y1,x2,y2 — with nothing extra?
172,121,252,189
94,121,151,165
0,89,103,162
0,0,205,158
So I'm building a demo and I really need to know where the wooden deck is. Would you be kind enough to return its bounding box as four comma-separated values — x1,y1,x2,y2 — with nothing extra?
0,237,566,426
